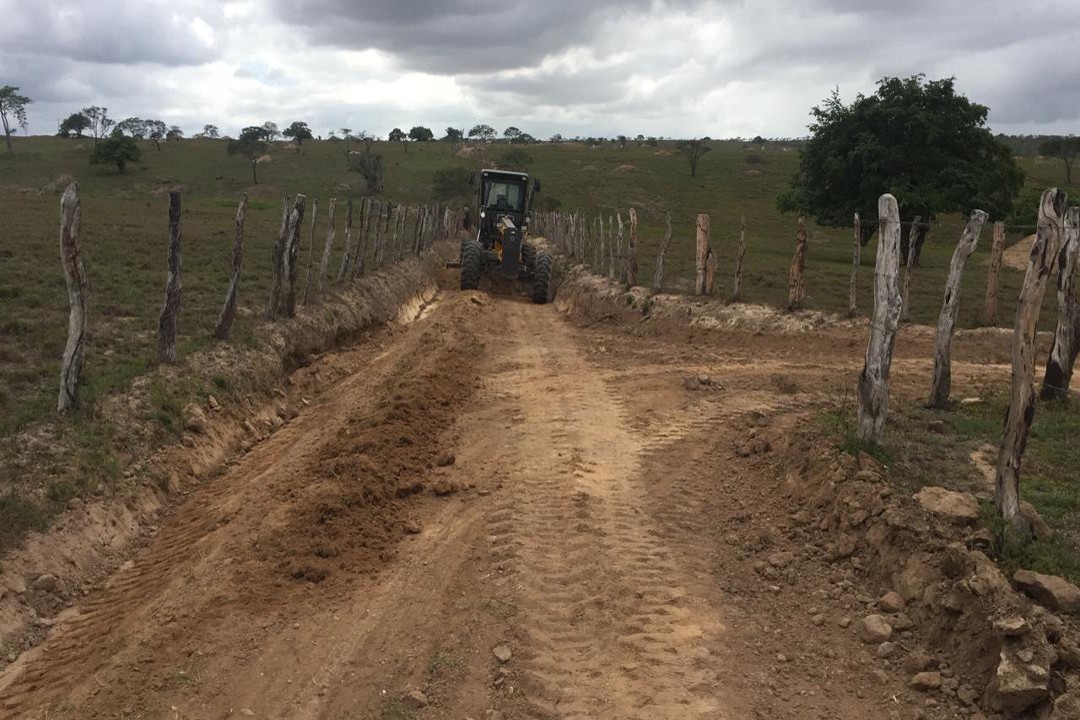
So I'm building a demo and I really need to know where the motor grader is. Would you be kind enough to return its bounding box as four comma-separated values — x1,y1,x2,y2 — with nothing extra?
455,169,552,303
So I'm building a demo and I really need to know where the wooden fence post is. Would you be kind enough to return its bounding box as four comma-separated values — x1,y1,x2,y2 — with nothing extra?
787,217,807,310
57,183,87,413
615,213,624,278
267,195,289,318
596,215,605,276
900,216,921,322
982,221,1005,325
607,214,616,280
848,213,860,316
695,213,712,295
995,188,1067,525
213,193,247,340
856,194,903,445
354,197,372,279
281,194,306,317
336,198,354,283
653,211,673,293
1040,206,1080,400
317,198,337,293
626,208,638,286
733,215,747,302
929,209,988,408
157,191,183,363
302,198,319,305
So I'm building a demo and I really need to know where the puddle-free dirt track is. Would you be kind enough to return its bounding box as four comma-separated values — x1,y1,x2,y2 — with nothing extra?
0,281,1016,720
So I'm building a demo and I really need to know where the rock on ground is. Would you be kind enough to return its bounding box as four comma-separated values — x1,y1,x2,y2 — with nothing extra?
1012,570,1080,613
914,486,979,524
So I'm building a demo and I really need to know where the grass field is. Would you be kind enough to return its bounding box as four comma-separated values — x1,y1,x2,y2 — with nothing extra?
0,135,1076,441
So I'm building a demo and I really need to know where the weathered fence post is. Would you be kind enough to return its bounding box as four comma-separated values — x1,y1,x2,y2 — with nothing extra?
596,215,605,276
848,213,860,316
354,197,372,279
302,198,319,305
626,208,638,286
653,211,673,293
336,198,354,283
900,216,921,322
787,217,807,310
57,183,87,413
371,200,385,269
695,213,713,295
317,198,337,293
281,194,306,317
995,188,1067,526
1041,206,1080,400
608,214,616,280
928,209,988,408
856,194,903,445
267,195,289,318
733,215,747,302
982,221,1005,325
213,193,247,340
615,213,624,277
157,191,183,363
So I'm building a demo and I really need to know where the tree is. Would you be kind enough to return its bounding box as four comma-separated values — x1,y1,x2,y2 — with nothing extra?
0,86,31,152
116,117,147,138
616,134,628,149
388,127,407,143
203,124,220,138
549,133,564,143
408,125,434,142
676,138,711,177
166,126,184,141
432,166,472,202
468,124,496,142
82,106,114,143
261,121,280,141
443,126,464,143
283,120,313,144
503,126,522,143
89,128,141,173
58,112,91,139
227,128,268,184
1039,136,1080,184
145,120,168,150
778,76,1024,261
348,146,384,193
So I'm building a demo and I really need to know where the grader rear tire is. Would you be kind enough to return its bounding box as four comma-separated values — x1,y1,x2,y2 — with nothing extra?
531,251,553,304
461,240,482,291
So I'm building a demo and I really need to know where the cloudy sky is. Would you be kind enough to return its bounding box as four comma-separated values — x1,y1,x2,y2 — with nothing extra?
3,0,1079,140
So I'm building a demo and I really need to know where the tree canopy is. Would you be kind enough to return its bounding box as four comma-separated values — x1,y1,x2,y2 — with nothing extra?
58,112,91,139
90,128,141,173
388,127,407,143
82,106,114,142
409,125,434,142
0,85,31,152
468,124,496,142
1039,136,1080,184
778,76,1023,235
676,138,711,177
443,127,464,143
228,128,268,184
203,124,220,139
283,121,313,144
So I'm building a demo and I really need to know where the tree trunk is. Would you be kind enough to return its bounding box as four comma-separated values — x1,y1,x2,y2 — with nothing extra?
900,216,921,322
982,221,1005,326
267,195,289,319
856,195,903,445
625,208,639,287
157,191,183,363
317,198,337,293
1040,206,1080,400
787,217,807,310
733,215,747,302
281,194,306,317
996,188,1068,525
302,198,319,305
57,183,87,413
653,212,673,293
336,198,354,283
213,193,247,340
695,213,712,295
929,210,988,408
250,158,258,184
848,213,860,316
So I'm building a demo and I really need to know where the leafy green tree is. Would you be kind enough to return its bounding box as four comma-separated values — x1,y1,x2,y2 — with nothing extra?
1038,136,1080,184
261,121,280,141
283,120,313,144
89,128,141,173
58,112,91,139
167,126,184,141
676,138,711,177
116,117,147,138
778,76,1023,260
468,124,496,142
408,126,434,142
348,147,384,193
432,167,472,202
388,127,407,143
503,126,522,143
145,120,168,150
82,106,113,143
227,129,268,183
203,124,220,139
0,85,31,152
443,127,464,143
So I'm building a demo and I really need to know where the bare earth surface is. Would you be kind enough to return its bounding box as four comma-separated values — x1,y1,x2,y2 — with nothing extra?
0,279,1015,720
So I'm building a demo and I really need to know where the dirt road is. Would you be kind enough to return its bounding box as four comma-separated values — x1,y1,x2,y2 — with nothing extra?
0,282,1010,720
